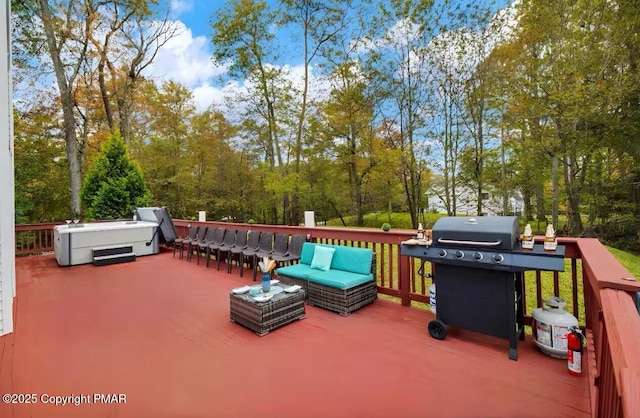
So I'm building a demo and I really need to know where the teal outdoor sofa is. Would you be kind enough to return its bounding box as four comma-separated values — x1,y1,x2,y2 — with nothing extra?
275,242,377,316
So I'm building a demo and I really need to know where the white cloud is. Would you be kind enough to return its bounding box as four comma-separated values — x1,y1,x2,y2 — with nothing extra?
426,0,521,78
279,63,332,102
352,17,423,55
192,82,226,110
169,0,194,17
487,0,521,46
190,62,333,114
144,21,227,88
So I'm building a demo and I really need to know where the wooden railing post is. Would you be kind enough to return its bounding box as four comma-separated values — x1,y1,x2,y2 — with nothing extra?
399,254,411,307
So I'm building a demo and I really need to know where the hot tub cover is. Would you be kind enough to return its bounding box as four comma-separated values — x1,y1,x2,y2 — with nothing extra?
134,207,177,243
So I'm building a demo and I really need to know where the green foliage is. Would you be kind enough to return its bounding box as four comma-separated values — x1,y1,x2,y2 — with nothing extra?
11,0,640,251
211,0,276,78
13,104,70,223
381,222,391,231
81,134,150,220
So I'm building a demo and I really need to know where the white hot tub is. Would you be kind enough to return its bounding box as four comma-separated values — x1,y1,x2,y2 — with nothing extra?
53,220,160,266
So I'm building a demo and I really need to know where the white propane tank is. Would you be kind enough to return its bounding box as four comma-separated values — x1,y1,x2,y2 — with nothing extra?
429,283,436,314
532,296,578,359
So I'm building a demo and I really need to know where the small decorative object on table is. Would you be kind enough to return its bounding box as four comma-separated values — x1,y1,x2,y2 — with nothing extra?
259,256,276,293
521,224,534,250
543,224,557,252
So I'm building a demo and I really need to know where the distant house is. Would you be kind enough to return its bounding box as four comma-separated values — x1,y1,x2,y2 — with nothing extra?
425,185,523,216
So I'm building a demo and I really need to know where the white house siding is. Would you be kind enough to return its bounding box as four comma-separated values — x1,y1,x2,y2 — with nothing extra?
426,186,523,216
0,0,16,336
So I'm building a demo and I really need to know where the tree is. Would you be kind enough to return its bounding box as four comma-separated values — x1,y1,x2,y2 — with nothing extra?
427,30,467,216
211,0,288,222
280,0,349,224
13,101,70,223
81,134,150,220
460,31,501,217
496,0,626,234
14,0,177,219
33,0,90,217
367,0,437,227
133,80,195,218
324,63,379,226
86,0,179,142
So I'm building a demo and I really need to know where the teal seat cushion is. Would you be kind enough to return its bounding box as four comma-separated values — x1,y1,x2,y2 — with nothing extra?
276,264,313,280
310,246,335,271
330,246,373,275
307,270,374,290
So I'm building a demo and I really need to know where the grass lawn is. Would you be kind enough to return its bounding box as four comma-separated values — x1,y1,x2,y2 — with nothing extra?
605,245,640,278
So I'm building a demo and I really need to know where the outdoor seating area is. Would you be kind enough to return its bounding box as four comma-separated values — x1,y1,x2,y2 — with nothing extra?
172,228,378,316
0,250,591,418
276,242,378,316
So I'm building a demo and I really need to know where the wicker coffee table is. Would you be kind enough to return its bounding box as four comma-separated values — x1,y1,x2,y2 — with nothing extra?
230,285,306,336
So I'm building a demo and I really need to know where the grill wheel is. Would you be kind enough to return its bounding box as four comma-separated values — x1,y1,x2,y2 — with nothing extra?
428,319,448,340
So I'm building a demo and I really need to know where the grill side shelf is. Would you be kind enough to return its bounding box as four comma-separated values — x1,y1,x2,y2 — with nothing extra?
400,244,566,273
510,245,565,272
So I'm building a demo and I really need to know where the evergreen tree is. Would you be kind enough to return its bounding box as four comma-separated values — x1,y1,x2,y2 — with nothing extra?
82,134,150,220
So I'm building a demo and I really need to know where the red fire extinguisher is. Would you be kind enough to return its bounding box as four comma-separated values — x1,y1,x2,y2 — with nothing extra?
567,326,584,376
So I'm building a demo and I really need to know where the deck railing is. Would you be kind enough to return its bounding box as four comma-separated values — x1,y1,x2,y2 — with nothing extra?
15,222,62,255
576,239,640,418
14,219,640,417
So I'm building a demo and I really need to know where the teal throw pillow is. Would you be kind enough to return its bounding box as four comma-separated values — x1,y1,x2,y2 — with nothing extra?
310,246,335,271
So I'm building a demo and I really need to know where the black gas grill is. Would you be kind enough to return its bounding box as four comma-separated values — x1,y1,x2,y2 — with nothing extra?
401,216,565,360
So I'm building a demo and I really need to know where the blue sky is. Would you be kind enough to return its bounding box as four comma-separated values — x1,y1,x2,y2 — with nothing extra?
144,0,308,110
143,0,515,110
169,0,217,37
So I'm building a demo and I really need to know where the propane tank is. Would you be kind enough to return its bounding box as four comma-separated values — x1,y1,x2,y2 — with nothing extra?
567,326,584,376
429,283,436,314
532,296,578,359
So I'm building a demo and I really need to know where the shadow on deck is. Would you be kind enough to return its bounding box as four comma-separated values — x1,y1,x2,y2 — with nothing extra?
0,250,590,418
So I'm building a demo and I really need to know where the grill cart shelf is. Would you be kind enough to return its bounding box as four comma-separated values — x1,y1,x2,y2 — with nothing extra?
401,216,565,361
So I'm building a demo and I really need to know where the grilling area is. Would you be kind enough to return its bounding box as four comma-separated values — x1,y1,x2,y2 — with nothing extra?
401,216,566,360
5,218,640,417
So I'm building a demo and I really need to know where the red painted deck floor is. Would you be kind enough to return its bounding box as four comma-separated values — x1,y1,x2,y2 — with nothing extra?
0,250,591,418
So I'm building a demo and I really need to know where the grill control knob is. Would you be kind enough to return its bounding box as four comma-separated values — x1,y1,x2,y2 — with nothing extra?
473,252,483,261
492,254,504,264
454,250,464,259
438,249,447,258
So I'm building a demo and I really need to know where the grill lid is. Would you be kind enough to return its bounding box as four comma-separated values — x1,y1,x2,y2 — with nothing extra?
431,216,519,251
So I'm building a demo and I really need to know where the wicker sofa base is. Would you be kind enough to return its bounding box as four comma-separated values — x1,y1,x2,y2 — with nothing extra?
307,280,377,316
277,274,378,316
230,289,305,336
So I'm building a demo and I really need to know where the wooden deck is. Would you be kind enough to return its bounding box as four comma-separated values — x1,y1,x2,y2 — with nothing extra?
0,250,591,418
